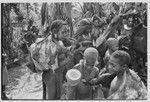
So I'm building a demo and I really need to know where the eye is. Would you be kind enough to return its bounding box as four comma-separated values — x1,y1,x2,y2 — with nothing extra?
110,63,114,67
112,64,116,68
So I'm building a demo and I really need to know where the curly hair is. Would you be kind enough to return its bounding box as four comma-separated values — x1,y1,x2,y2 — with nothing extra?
111,50,131,66
50,20,67,34
106,37,118,49
74,19,92,39
92,14,101,22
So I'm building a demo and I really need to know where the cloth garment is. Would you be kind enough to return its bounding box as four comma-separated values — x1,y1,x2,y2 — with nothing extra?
61,60,102,100
107,69,147,100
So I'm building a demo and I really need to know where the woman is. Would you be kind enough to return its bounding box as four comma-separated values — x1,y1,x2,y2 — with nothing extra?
30,20,74,99
43,20,74,99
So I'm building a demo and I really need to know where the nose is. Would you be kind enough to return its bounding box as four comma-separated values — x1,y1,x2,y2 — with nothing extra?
115,46,119,50
107,64,111,70
107,64,114,73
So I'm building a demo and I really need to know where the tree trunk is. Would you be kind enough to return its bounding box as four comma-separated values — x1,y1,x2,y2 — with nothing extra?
2,4,13,59
65,3,74,37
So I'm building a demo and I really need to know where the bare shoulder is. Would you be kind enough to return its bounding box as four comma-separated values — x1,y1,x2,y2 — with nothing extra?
93,66,99,72
73,60,84,72
109,76,117,96
111,76,117,87
90,67,99,78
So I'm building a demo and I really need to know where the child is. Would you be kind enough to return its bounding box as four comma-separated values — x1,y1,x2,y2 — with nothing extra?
107,50,147,99
62,47,104,99
104,38,119,64
89,39,118,98
91,15,104,46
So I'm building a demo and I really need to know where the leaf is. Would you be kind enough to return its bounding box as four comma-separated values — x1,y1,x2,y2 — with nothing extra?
41,3,48,26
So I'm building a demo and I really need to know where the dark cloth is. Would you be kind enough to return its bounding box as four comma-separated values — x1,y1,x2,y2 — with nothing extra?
42,69,57,99
96,41,107,68
2,85,9,100
97,68,116,88
20,43,29,54
92,68,116,98
62,60,99,100
74,50,83,65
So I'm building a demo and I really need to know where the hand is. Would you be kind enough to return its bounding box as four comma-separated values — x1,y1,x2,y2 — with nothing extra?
81,79,86,83
100,73,111,76
89,78,97,85
66,46,72,50
99,73,112,79
52,64,59,71
81,79,90,85
96,73,112,84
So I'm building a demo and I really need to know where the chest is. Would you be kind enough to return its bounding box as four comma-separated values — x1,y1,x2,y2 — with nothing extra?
92,27,102,35
122,29,132,36
81,67,96,81
111,77,123,93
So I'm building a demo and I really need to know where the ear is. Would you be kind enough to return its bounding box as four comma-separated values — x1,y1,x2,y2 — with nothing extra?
122,64,128,70
83,57,86,61
54,34,57,38
53,29,58,34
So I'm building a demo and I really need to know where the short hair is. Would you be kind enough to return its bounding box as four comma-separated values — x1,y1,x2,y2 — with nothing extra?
92,15,101,22
84,47,99,65
50,20,67,34
111,50,131,66
106,37,118,48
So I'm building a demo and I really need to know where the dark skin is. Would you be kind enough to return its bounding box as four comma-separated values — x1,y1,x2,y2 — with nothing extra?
65,59,99,100
107,56,127,96
41,24,74,99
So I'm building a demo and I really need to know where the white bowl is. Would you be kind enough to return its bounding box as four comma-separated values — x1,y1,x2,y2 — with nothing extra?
66,69,81,86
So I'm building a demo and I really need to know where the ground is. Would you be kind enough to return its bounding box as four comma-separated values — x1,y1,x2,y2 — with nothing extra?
6,64,43,99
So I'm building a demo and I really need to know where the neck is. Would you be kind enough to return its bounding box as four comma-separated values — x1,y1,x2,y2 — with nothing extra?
84,62,94,70
108,49,113,55
117,70,124,80
124,24,132,30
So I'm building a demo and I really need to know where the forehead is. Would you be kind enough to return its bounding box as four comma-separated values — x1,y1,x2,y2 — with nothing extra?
108,39,118,46
60,25,69,30
128,17,133,21
94,19,99,22
112,40,118,45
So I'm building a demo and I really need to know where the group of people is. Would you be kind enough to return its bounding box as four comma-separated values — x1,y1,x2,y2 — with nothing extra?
2,9,147,100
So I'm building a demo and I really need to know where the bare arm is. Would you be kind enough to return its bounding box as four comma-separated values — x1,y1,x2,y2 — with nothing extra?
96,12,138,47
96,15,123,47
59,54,73,67
108,76,117,98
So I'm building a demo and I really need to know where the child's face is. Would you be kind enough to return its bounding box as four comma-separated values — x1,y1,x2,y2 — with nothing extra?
109,41,119,52
84,58,96,68
127,17,134,27
94,20,100,26
58,25,70,39
107,56,122,74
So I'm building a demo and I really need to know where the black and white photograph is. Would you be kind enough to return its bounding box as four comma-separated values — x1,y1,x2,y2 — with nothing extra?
1,1,148,100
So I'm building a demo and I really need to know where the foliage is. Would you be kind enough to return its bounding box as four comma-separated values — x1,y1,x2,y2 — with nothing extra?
2,2,147,65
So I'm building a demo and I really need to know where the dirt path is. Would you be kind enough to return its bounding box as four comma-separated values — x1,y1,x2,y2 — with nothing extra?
6,64,43,99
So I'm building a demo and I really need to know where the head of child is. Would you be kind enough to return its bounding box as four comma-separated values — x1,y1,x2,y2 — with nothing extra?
106,38,119,52
108,50,131,75
83,47,99,68
92,15,103,27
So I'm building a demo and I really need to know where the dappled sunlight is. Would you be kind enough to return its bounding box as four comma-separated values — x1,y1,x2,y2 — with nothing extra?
6,65,43,99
